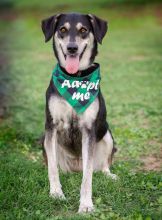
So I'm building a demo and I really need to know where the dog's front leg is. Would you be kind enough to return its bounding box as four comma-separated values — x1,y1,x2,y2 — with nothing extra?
44,129,65,199
79,127,95,213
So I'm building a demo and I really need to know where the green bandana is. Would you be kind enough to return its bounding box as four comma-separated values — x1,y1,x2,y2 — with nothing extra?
52,64,101,114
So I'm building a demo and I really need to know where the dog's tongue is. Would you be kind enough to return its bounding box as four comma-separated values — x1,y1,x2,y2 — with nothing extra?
65,55,79,74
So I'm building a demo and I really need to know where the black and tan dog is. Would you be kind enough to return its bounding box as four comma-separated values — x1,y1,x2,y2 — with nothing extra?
41,13,117,213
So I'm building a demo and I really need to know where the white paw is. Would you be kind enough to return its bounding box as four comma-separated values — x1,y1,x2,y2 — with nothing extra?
50,190,66,200
78,204,94,213
109,173,118,180
105,172,118,180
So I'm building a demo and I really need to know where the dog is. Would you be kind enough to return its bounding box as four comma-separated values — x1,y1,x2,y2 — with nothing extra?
41,13,117,213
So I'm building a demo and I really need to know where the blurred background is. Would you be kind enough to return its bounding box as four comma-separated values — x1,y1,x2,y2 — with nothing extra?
0,0,162,134
0,0,162,219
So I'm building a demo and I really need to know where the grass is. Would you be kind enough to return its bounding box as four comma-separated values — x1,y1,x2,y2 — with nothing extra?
0,1,162,219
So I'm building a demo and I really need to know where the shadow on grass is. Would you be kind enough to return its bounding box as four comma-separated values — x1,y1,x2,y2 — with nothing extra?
0,8,20,121
0,25,10,120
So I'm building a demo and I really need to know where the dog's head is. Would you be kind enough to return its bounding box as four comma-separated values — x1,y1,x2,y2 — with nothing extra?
42,13,107,74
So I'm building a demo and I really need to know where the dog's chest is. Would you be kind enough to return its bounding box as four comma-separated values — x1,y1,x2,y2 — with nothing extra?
48,95,99,154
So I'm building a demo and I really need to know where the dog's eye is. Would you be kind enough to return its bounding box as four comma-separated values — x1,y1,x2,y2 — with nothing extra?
79,27,87,33
60,27,67,33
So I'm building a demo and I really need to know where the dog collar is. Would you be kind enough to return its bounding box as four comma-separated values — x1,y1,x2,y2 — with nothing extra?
52,64,101,114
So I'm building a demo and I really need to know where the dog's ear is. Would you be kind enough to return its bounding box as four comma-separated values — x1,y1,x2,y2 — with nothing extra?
41,14,61,42
87,14,108,44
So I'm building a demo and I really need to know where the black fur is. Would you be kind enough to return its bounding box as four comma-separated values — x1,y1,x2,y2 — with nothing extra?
87,14,108,44
41,15,59,42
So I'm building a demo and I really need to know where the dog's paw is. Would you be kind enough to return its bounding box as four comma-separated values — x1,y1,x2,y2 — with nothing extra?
106,173,118,180
78,204,94,213
50,190,66,200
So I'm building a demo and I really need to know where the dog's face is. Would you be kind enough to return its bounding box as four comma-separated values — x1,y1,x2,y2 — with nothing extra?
42,13,107,74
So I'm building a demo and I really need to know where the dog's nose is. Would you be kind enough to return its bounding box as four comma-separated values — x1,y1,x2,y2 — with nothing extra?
67,43,78,54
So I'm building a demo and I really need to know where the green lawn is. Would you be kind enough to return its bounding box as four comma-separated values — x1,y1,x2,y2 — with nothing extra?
0,1,162,219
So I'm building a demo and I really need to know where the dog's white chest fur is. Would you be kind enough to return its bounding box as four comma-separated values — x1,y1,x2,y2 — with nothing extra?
49,96,99,130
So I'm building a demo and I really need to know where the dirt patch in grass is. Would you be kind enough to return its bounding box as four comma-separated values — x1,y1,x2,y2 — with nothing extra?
114,140,162,171
140,145,162,171
115,153,162,171
141,154,162,171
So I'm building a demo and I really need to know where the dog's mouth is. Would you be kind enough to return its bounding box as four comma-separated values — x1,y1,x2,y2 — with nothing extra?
60,44,87,74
